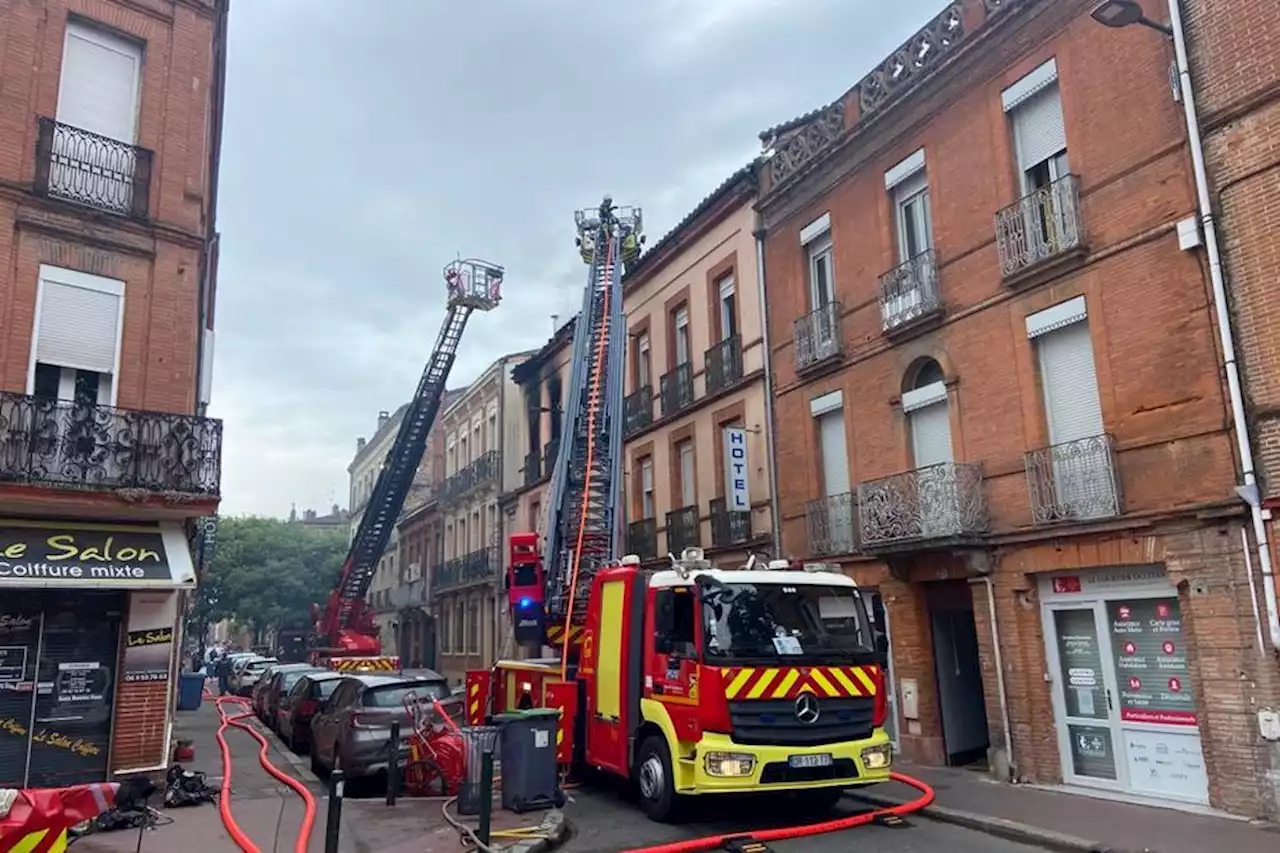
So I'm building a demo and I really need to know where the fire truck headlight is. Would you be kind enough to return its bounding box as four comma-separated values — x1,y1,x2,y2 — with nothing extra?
861,744,892,769
704,752,756,777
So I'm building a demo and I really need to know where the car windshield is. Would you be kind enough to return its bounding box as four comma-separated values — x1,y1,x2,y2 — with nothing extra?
280,670,315,691
701,581,874,664
363,681,449,707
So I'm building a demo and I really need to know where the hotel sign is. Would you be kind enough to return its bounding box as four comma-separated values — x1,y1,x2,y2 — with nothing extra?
0,526,173,583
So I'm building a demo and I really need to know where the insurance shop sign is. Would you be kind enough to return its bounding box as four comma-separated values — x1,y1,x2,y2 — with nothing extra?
0,526,172,584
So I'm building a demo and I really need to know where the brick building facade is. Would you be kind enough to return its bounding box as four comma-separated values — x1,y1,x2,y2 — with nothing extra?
760,0,1278,819
0,0,227,785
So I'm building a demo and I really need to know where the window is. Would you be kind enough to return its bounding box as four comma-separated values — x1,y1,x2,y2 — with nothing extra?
454,600,465,652
894,173,932,263
57,22,142,144
1003,60,1069,193
676,440,696,508
673,306,691,366
807,232,834,310
636,331,652,388
440,607,451,654
640,456,655,519
530,500,541,535
472,423,481,457
459,436,468,467
448,441,456,475
904,360,953,469
717,275,737,341
811,392,850,499
487,413,497,452
468,600,479,653
653,589,697,658
28,265,125,407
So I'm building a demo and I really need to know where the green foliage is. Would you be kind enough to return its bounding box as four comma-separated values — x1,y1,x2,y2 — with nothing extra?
192,516,347,641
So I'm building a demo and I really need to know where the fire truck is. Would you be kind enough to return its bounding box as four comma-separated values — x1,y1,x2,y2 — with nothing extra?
308,258,503,673
467,201,892,822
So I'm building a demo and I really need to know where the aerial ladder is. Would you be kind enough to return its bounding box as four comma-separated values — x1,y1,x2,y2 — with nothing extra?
310,258,503,672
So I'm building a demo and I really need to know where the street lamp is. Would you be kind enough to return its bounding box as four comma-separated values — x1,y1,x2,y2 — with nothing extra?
1089,0,1173,36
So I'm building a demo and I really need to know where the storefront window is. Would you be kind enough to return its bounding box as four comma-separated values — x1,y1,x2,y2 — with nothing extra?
1107,598,1194,726
1053,608,1117,780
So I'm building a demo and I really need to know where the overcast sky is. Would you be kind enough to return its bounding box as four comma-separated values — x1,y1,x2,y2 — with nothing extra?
209,0,941,518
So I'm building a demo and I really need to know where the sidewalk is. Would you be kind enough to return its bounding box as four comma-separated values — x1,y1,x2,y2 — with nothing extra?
851,762,1280,853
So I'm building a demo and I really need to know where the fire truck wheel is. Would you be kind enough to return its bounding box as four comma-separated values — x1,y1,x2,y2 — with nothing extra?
635,736,680,822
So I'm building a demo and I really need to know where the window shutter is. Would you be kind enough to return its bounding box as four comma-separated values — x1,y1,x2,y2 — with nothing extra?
57,25,141,143
909,402,954,468
680,445,695,507
1037,321,1104,445
1012,86,1067,173
818,411,850,496
36,281,121,374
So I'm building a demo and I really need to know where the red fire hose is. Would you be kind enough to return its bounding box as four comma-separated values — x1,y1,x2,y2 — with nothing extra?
213,694,317,853
618,771,935,853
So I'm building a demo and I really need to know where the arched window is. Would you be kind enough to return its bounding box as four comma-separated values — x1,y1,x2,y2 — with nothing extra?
903,359,952,470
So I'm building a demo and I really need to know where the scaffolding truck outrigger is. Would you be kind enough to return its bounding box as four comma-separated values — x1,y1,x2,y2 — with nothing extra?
467,200,893,822
309,258,502,673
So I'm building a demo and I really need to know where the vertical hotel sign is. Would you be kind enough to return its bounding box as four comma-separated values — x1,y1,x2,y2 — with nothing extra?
723,427,750,512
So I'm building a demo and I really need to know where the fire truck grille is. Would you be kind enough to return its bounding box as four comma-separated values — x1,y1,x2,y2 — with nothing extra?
728,697,876,747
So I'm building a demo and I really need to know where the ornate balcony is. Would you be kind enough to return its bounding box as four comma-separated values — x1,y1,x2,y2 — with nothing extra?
705,336,744,395
660,363,695,418
434,547,496,593
0,392,221,497
666,505,700,554
879,250,942,334
806,492,859,557
794,302,843,372
710,497,753,548
34,117,153,219
857,462,988,550
1025,434,1122,525
624,386,653,436
627,518,657,561
439,450,499,505
994,174,1086,283
523,449,541,487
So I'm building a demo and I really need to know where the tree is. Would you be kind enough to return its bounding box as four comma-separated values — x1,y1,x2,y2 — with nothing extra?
193,516,348,644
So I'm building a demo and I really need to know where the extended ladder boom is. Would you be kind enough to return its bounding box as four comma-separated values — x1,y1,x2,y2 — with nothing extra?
318,259,503,648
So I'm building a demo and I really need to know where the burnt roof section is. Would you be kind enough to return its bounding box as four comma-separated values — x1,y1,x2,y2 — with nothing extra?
512,315,578,386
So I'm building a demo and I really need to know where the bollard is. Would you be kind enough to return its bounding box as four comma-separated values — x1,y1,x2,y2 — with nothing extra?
386,721,401,807
477,748,495,846
324,769,345,853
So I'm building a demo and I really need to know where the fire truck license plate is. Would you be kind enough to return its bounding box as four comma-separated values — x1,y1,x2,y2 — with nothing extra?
788,753,833,769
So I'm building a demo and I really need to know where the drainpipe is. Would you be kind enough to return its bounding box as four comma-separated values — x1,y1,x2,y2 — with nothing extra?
754,217,783,557
1168,0,1280,651
195,0,229,418
980,576,1015,780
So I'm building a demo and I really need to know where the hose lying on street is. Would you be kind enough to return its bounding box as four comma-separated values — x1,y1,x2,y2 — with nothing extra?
440,796,554,852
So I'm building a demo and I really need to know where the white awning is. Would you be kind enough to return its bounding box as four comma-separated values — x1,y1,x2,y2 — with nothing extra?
0,520,197,589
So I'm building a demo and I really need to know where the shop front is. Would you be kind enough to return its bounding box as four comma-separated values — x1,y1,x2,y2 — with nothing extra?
1039,565,1209,806
0,519,196,787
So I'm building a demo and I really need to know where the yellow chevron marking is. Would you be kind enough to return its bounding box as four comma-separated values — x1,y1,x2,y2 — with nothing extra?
47,829,70,853
469,700,479,717
830,667,860,697
469,682,479,696
556,728,564,745
769,669,800,699
853,666,878,695
725,668,754,699
10,829,49,853
809,668,840,698
746,669,778,699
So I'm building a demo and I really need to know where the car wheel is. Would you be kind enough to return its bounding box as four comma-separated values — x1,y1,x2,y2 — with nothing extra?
635,736,680,823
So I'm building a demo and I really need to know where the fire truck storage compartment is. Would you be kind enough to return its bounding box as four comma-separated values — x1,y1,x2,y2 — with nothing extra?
494,709,564,813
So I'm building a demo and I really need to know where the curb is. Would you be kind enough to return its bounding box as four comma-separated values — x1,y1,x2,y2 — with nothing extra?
496,809,570,853
848,792,1150,853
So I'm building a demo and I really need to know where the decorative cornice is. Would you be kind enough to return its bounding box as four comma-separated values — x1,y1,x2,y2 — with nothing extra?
856,2,966,116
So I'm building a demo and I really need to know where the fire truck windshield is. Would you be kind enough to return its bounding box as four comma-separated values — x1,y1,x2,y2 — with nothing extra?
700,582,874,663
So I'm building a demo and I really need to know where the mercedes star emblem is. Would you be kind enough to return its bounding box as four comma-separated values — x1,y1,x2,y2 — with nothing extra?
794,693,821,725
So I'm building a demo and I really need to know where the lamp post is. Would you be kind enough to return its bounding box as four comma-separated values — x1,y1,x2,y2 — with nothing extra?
1089,0,1172,36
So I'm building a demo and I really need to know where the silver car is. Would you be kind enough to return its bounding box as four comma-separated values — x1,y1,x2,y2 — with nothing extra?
230,656,278,697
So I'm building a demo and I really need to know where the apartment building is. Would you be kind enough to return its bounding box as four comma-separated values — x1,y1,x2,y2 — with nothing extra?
0,0,228,786
435,352,533,684
620,167,775,566
760,0,1277,819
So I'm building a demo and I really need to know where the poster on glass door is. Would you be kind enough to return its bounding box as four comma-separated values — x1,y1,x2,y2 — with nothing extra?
1108,598,1196,726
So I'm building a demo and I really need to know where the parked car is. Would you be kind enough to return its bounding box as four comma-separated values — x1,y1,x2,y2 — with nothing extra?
308,670,451,782
253,663,316,721
278,671,346,754
230,656,278,697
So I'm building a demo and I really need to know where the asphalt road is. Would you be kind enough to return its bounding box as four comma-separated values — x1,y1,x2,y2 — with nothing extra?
563,786,1049,853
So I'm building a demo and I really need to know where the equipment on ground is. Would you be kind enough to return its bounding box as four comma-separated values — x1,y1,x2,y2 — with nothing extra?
309,259,503,671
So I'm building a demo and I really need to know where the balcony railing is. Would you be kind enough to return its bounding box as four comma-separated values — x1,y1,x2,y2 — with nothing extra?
624,386,653,436
858,462,988,549
660,363,695,418
523,449,541,487
705,336,744,395
34,117,153,219
710,497,752,548
994,174,1085,280
794,302,843,371
0,392,221,496
434,547,496,593
666,505,700,554
806,491,858,556
879,250,942,333
439,450,499,504
627,518,657,561
1025,433,1122,525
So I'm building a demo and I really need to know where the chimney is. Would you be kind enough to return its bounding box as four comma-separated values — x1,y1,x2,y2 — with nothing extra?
550,314,559,334
332,503,340,516
304,509,316,521
377,410,390,431
357,436,366,452
288,504,297,523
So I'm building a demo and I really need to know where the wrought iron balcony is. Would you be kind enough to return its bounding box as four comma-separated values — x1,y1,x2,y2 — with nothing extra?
794,302,843,372
660,363,695,418
523,449,541,487
806,492,859,556
857,462,988,550
879,250,942,333
627,518,657,561
1025,434,1122,525
439,450,499,504
34,117,153,219
666,505,700,554
705,336,744,395
994,174,1085,280
434,547,496,593
542,439,560,476
710,497,752,548
0,392,221,496
624,386,653,436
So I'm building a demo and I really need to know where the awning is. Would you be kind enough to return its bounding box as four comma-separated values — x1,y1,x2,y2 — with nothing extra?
0,520,196,589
